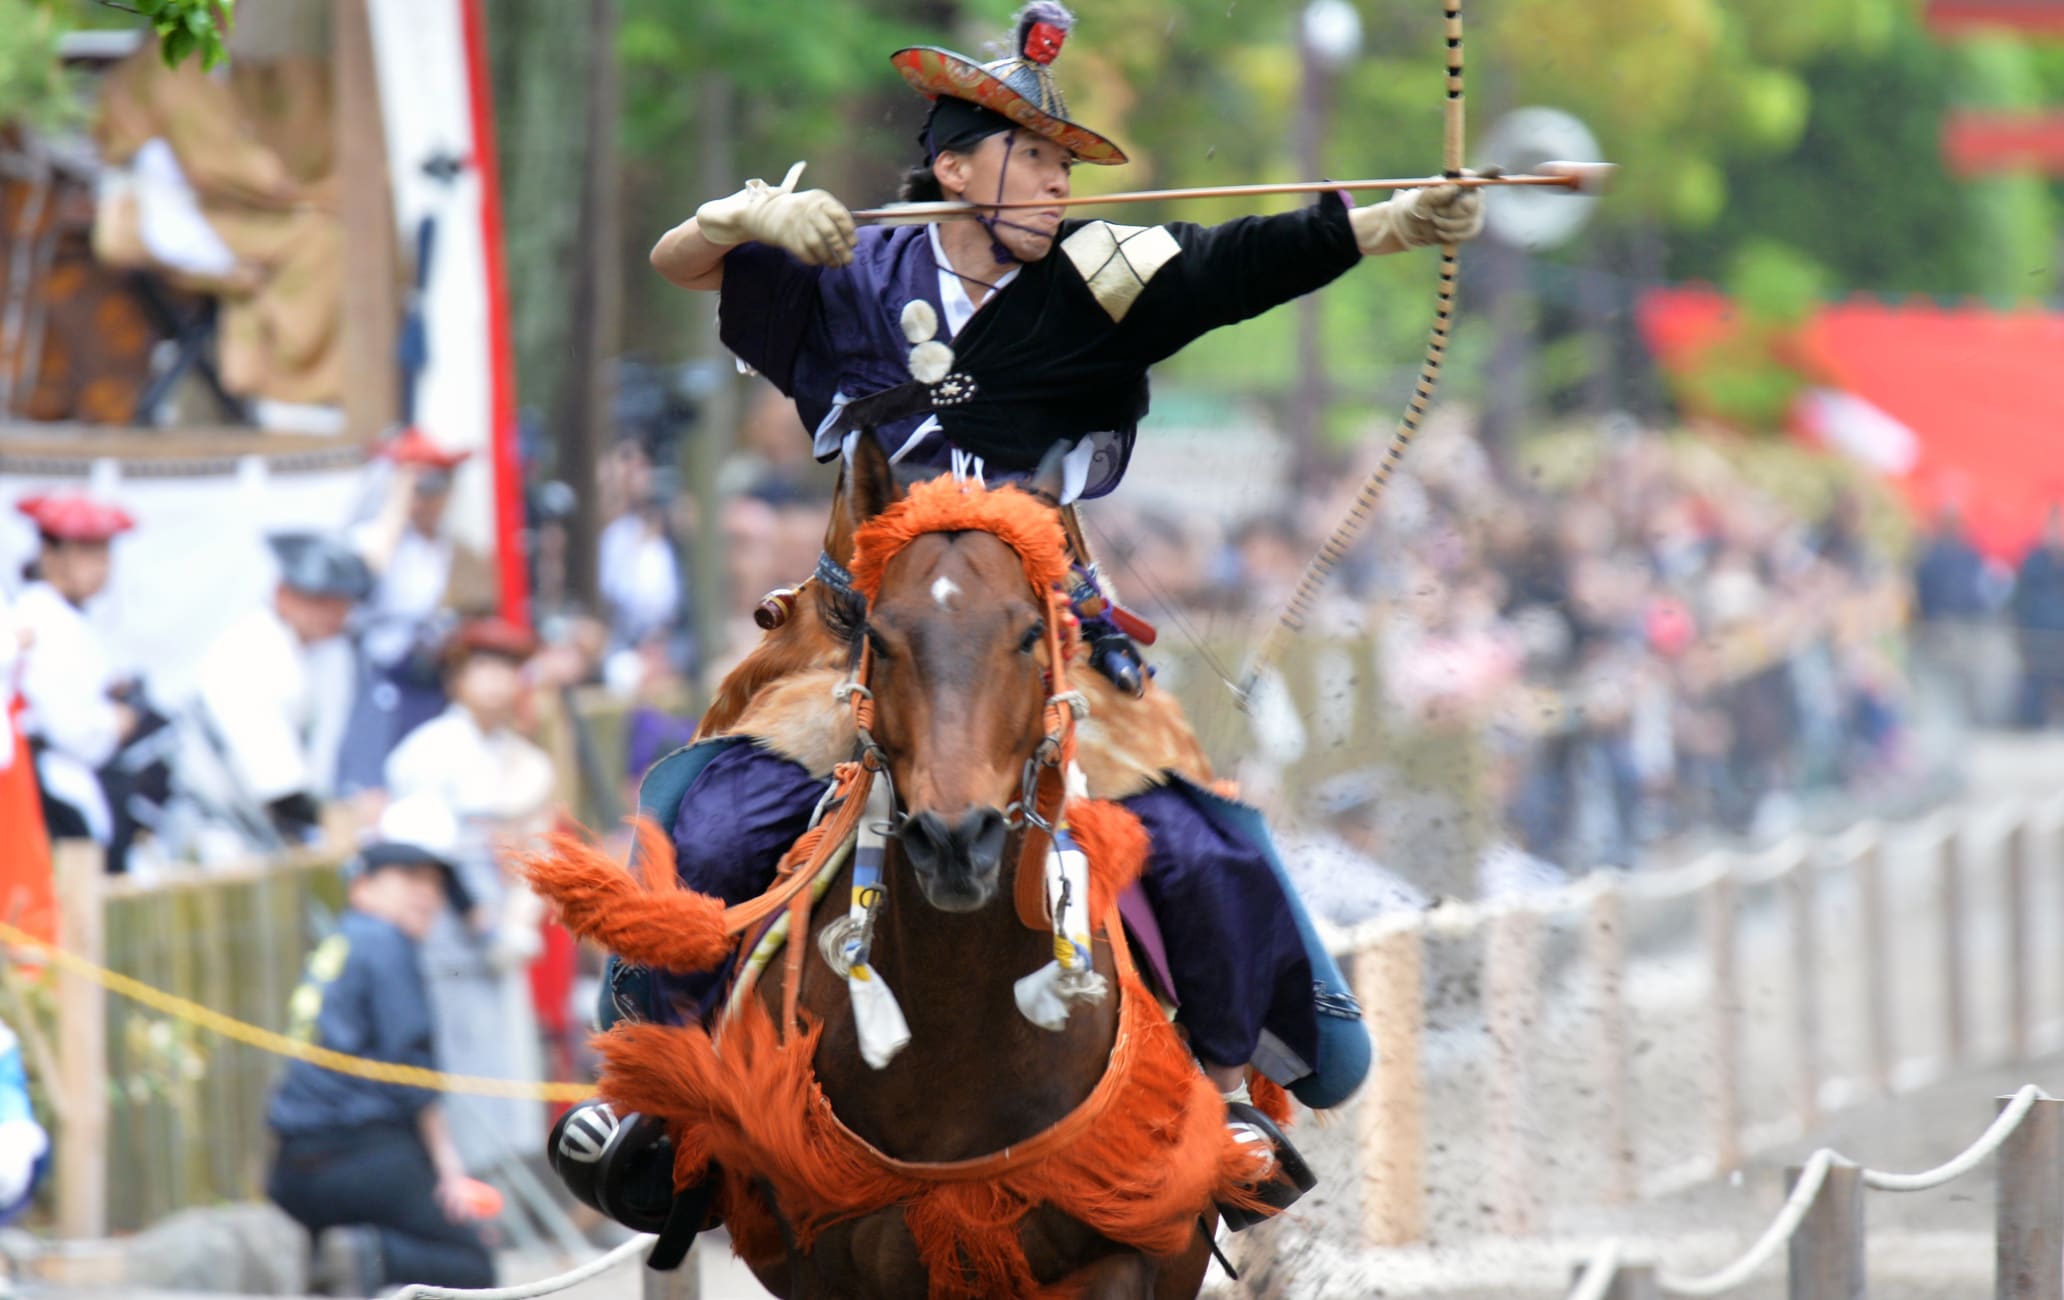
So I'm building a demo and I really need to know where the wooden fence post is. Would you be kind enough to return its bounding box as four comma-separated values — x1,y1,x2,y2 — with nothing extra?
1855,840,1894,1095
1787,1162,1864,1300
1939,827,1970,1065
53,839,107,1240
1703,873,1741,1175
1484,907,1541,1235
2003,822,2031,1062
1785,853,1822,1129
1352,924,1426,1247
1995,1093,2062,1300
1583,885,1635,1205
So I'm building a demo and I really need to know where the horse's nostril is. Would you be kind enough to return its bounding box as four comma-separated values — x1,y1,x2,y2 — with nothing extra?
898,811,952,875
961,808,1007,874
896,808,1008,880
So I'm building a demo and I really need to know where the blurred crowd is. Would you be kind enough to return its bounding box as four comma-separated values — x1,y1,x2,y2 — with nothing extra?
1087,420,1922,908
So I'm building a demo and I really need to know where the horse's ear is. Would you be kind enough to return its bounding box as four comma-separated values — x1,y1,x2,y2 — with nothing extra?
1027,440,1069,505
846,432,904,524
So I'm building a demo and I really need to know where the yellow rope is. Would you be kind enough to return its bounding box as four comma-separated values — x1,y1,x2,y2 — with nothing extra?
0,919,596,1103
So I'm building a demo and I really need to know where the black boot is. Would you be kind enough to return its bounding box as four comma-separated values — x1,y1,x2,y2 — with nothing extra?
1215,1101,1318,1231
1087,630,1147,697
548,1099,688,1235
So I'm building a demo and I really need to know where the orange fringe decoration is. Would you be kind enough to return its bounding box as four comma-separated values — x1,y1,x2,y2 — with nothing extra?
519,819,732,974
586,799,1276,1299
849,477,1072,605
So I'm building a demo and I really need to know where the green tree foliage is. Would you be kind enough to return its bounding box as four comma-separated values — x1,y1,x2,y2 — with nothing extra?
24,0,232,73
0,0,82,131
117,0,233,71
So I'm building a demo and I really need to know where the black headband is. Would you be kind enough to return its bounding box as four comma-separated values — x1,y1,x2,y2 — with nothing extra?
922,97,1018,159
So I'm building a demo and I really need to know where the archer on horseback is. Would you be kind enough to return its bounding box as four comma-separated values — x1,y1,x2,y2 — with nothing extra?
551,0,1484,1248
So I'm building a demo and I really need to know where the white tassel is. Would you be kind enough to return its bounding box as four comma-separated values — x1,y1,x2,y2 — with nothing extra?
1013,829,1107,1030
849,961,912,1068
845,778,911,1068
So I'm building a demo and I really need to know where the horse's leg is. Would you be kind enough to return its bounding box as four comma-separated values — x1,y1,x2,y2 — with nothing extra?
1152,1221,1218,1300
1069,1253,1158,1299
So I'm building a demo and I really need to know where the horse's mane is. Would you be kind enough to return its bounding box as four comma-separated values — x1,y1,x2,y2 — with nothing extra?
849,477,1072,603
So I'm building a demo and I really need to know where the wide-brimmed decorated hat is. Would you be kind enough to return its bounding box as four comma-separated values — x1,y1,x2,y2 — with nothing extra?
892,2,1128,166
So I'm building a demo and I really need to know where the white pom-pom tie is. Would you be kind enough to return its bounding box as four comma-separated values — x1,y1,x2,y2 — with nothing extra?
909,339,955,384
900,300,939,344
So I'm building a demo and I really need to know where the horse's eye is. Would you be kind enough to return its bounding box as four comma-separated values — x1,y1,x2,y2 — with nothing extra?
1018,621,1045,654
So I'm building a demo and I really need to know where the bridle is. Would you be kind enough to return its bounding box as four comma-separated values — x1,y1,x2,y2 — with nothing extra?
835,558,1087,935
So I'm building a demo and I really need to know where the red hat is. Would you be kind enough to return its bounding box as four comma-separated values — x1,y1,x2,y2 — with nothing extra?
449,616,538,663
17,492,136,543
379,427,470,471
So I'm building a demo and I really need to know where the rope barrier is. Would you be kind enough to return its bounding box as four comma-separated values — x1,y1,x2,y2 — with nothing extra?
392,1233,656,1300
1653,1150,1840,1296
1569,1085,2051,1296
1860,1082,2040,1191
0,918,597,1103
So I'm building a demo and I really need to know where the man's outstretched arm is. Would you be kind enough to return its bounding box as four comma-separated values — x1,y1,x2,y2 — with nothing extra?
650,161,858,292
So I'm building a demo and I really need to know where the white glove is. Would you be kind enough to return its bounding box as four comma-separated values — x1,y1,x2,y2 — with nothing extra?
695,161,858,268
1349,173,1488,256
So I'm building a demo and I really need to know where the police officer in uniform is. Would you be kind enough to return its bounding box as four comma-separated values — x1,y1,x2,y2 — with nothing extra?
266,795,494,1294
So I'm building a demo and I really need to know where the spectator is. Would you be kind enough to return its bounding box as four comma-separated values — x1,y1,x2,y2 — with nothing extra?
1910,500,2003,725
597,440,683,652
265,796,494,1295
2012,506,2064,729
336,430,493,794
94,45,345,414
11,493,153,868
0,1019,49,1228
384,618,556,1175
1912,501,1989,625
163,533,369,864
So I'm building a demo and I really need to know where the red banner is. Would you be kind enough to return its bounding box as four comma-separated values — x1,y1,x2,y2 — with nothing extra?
1926,0,2064,33
1943,112,2064,175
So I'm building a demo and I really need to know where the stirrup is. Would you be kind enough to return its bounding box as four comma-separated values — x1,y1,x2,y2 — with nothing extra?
547,1099,682,1234
1088,632,1147,698
1215,1101,1317,1231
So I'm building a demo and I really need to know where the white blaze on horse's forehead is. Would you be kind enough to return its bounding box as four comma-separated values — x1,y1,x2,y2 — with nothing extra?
931,575,962,608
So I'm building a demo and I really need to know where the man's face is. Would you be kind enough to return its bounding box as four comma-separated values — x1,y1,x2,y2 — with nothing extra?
351,863,448,939
279,587,355,643
937,131,1075,262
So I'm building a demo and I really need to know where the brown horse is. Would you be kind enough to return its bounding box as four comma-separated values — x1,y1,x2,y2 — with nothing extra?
741,442,1220,1298
533,438,1258,1297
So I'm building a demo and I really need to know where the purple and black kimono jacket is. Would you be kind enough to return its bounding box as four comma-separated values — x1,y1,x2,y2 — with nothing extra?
716,191,1363,499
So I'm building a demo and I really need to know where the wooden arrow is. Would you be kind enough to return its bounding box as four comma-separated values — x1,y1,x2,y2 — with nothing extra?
850,161,1612,224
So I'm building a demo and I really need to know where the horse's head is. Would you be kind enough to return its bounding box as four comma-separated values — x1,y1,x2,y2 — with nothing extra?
837,439,1073,914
